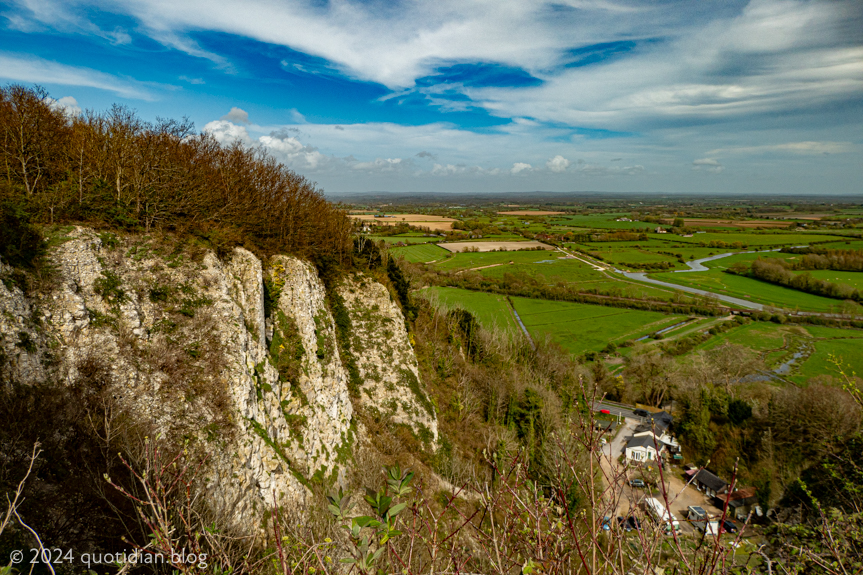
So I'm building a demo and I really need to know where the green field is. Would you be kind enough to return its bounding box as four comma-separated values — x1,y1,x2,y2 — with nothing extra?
433,249,558,272
367,234,440,245
817,240,863,250
670,232,841,246
676,321,863,385
443,254,686,301
795,327,863,384
511,298,685,355
799,270,863,289
547,214,649,229
389,243,449,263
696,322,789,354
700,251,793,270
649,268,853,313
420,287,519,334
477,257,604,283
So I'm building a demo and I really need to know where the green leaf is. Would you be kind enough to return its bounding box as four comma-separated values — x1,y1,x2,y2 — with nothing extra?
388,502,407,518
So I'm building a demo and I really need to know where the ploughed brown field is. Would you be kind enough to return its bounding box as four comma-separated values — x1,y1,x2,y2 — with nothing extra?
683,218,793,228
349,213,456,231
497,210,565,215
438,240,554,253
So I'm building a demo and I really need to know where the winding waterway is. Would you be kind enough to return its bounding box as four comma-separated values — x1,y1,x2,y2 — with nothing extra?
613,249,785,311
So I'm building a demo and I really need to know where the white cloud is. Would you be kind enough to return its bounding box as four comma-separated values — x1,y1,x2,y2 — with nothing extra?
220,106,249,124
576,161,645,176
46,95,82,118
430,163,494,176
692,158,724,173
0,53,153,99
352,158,406,172
202,120,252,145
510,162,533,175
708,141,854,156
259,130,328,170
10,0,863,136
546,155,570,173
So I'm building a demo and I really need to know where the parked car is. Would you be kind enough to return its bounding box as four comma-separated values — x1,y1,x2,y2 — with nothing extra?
629,478,646,488
627,516,641,530
601,516,611,531
721,520,738,534
633,408,649,417
616,516,632,531
600,409,611,415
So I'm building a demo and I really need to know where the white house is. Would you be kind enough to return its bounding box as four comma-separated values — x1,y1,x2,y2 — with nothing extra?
632,430,680,453
625,435,666,462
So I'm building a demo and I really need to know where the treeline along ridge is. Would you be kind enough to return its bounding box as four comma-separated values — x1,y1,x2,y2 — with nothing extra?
0,84,352,264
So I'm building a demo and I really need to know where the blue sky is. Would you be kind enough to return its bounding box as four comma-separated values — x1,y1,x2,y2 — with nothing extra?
1,0,861,196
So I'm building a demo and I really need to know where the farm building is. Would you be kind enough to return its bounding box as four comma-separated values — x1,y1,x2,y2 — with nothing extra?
715,487,760,520
687,469,730,498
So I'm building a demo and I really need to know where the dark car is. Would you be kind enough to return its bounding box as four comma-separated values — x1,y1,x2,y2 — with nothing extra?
721,520,738,534
627,516,641,530
633,408,649,417
617,516,632,531
629,478,646,488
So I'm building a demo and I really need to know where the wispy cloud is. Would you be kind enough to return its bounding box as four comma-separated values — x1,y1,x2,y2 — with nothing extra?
692,158,724,173
707,141,854,156
8,0,858,193
0,53,154,99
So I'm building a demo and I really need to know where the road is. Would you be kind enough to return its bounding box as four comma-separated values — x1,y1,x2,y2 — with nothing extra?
593,401,650,423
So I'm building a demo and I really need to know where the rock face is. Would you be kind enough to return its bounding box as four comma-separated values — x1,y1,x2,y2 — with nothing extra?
338,274,438,443
0,227,434,533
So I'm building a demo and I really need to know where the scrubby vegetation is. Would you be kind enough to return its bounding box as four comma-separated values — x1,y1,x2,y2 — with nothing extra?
0,84,352,263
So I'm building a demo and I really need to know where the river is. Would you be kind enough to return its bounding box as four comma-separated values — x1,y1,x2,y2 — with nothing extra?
612,249,786,311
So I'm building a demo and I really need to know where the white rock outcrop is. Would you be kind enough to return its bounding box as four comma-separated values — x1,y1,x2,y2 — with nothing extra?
0,227,433,533
338,273,438,444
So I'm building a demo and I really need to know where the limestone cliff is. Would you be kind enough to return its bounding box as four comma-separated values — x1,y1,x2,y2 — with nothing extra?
338,274,438,443
0,227,434,532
